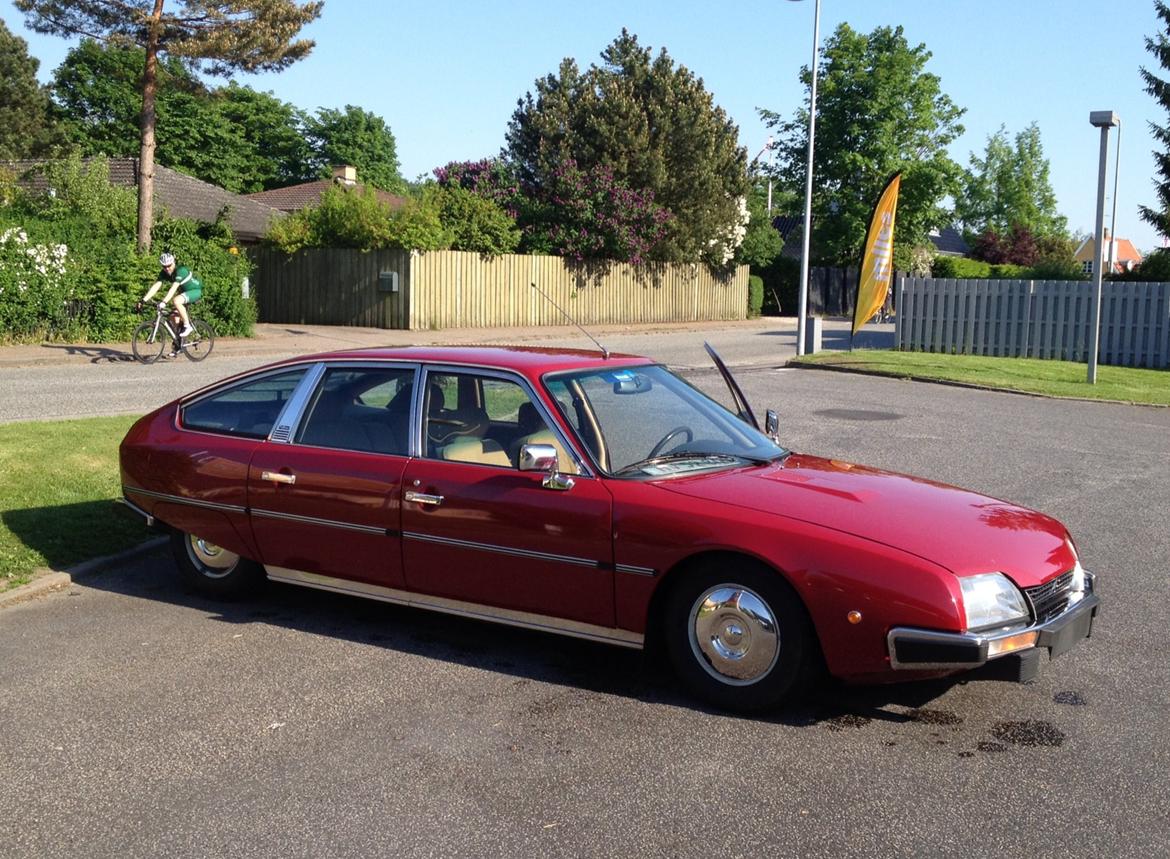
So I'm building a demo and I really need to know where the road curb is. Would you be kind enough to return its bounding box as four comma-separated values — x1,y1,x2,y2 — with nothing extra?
0,536,167,610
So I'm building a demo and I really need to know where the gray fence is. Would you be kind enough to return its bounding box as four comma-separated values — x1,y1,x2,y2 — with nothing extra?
895,277,1170,368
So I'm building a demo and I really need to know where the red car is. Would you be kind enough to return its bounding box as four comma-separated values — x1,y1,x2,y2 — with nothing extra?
119,345,1098,712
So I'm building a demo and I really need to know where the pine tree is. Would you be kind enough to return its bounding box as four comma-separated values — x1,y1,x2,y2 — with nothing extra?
1141,0,1170,238
15,0,322,250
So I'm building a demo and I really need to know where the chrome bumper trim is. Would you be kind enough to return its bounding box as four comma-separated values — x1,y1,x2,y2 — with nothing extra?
265,565,644,649
119,495,155,527
888,572,1098,671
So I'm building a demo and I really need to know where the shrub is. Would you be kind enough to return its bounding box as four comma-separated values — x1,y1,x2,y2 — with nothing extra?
747,275,764,318
0,227,75,340
433,185,520,256
387,192,450,251
756,255,798,316
932,256,991,278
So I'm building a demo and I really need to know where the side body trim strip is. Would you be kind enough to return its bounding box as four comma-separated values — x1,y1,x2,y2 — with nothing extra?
265,566,644,649
123,485,246,515
402,531,600,569
251,508,392,536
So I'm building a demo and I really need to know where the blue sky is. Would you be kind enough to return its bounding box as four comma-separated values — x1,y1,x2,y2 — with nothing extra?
3,0,1164,253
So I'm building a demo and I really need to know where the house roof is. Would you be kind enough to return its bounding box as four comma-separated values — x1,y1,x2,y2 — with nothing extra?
5,158,283,242
1073,234,1143,272
246,179,407,212
929,226,969,256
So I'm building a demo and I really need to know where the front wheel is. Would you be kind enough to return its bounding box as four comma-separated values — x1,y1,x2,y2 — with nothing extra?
664,560,818,713
181,319,215,361
170,529,263,598
131,320,166,364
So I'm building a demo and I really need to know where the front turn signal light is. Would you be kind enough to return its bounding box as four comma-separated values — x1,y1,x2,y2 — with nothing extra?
987,630,1039,657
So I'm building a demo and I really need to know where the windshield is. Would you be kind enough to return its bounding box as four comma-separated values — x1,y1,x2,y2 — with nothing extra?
544,364,787,477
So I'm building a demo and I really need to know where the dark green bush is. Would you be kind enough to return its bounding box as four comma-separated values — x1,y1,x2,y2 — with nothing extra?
756,256,799,316
747,275,764,318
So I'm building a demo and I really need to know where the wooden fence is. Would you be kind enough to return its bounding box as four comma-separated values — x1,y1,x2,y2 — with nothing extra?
895,277,1170,368
250,248,748,330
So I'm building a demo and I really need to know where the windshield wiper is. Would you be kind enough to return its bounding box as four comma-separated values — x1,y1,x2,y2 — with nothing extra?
613,451,770,477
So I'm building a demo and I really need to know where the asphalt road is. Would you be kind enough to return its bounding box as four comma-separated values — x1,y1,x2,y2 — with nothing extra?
2,365,1167,857
0,319,892,424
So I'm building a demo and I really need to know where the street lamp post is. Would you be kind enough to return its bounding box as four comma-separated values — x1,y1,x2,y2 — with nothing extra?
788,0,821,357
1087,110,1120,385
1106,119,1122,275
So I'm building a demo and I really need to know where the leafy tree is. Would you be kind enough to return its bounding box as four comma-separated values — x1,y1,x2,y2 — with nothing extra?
956,123,1066,238
506,30,748,266
16,0,323,250
212,83,315,192
53,41,316,193
736,183,784,269
306,105,405,193
434,158,523,215
0,18,59,158
762,23,965,265
519,160,674,265
1141,0,1170,238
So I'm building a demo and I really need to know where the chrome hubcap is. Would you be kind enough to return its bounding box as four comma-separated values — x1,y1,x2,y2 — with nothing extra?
689,584,779,685
186,534,239,579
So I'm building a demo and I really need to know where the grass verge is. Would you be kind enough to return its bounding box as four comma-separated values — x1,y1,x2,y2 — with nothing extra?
1,415,149,592
795,350,1170,405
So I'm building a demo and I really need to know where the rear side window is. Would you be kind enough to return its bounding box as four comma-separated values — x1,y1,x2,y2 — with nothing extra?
182,369,308,439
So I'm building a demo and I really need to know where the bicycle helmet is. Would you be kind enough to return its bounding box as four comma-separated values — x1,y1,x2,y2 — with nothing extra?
159,252,176,267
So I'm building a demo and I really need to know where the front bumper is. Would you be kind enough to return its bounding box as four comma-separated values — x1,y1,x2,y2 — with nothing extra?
887,572,1099,677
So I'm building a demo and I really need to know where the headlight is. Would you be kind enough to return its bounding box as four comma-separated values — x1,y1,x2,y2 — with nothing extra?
960,572,1030,631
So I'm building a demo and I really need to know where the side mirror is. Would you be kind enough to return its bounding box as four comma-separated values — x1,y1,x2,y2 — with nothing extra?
519,443,558,473
519,443,574,491
765,409,780,443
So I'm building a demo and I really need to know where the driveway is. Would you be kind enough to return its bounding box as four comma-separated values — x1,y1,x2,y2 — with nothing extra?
1,366,1166,857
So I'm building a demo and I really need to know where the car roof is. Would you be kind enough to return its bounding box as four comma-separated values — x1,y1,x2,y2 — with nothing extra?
281,344,654,377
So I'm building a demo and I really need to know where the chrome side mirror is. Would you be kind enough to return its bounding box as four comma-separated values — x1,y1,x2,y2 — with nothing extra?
765,409,780,443
519,443,574,491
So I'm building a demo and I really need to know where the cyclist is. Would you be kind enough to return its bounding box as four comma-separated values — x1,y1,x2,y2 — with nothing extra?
140,253,202,338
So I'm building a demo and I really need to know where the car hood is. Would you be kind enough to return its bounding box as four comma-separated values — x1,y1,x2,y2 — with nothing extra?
657,453,1074,585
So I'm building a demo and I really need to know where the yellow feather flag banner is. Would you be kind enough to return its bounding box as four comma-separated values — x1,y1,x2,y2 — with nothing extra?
852,173,902,336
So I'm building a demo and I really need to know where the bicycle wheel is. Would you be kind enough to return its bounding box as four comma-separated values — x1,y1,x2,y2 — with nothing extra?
181,319,215,361
132,320,166,364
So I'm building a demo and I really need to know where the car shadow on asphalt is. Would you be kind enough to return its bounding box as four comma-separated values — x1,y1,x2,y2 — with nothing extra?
39,343,136,363
75,546,998,728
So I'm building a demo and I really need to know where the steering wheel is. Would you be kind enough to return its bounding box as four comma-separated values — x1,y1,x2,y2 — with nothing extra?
648,425,693,458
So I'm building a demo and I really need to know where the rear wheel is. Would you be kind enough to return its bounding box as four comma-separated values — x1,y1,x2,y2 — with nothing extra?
170,529,262,598
131,320,165,364
181,319,214,361
664,559,817,713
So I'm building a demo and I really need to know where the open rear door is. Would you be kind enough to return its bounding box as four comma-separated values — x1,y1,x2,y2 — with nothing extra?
704,342,759,430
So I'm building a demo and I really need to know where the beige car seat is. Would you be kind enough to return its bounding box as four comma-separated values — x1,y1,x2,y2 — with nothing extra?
508,402,578,474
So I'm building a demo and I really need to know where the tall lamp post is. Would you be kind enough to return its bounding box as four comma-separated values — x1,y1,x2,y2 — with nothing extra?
788,0,821,356
1087,110,1120,385
1106,119,1122,275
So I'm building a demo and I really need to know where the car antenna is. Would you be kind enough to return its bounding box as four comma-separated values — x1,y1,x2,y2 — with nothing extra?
530,281,610,359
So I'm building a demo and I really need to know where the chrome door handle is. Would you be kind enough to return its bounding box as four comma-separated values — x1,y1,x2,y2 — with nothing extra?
405,490,443,506
261,470,296,485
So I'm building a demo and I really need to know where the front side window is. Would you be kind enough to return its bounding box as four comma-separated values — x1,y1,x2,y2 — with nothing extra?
545,365,785,477
182,368,308,439
296,366,415,455
423,370,578,472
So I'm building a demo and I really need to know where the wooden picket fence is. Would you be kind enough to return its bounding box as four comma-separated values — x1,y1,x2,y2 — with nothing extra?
895,277,1170,368
250,248,748,330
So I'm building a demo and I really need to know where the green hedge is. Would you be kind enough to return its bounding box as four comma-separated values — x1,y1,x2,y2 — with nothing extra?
931,255,1084,281
747,275,764,318
1,156,254,343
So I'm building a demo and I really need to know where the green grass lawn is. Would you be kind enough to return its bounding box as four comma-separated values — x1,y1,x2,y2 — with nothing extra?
1,415,150,591
795,350,1170,405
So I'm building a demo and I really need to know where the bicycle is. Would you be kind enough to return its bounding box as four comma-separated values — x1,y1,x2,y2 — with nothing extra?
132,302,215,364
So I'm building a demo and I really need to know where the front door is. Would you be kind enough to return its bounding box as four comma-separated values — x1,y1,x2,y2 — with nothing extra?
400,367,615,628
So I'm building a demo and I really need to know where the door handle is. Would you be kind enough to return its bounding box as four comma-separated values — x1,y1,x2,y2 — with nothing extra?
261,470,296,485
405,490,443,507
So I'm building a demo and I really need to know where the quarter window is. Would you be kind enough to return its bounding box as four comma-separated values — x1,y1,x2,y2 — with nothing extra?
181,368,308,439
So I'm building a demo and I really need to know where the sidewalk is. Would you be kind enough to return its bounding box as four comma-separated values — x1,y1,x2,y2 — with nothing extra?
0,317,788,368
0,315,893,369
